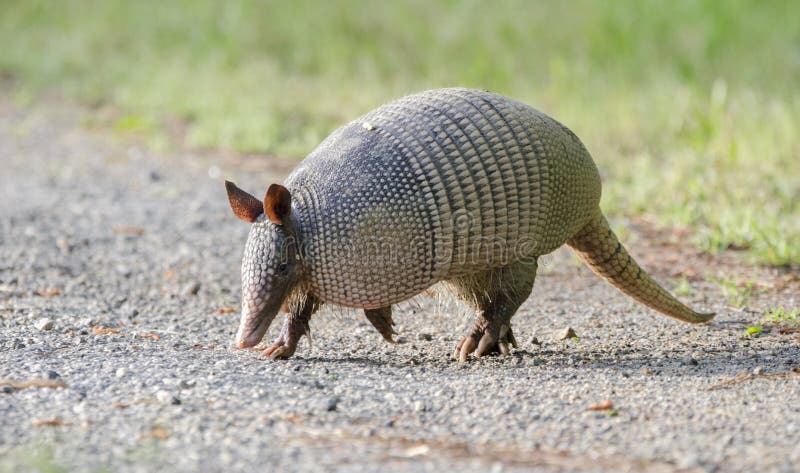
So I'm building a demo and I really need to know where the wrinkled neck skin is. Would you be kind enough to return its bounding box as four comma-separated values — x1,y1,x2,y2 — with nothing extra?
234,213,310,348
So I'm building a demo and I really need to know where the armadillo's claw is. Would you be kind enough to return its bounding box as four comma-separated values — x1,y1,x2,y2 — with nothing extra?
379,327,398,345
261,339,281,356
454,324,516,362
364,307,397,344
456,336,478,362
260,337,298,360
506,327,518,349
263,344,293,360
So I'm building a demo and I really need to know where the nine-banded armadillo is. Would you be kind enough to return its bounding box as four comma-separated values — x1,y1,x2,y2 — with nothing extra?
225,88,713,361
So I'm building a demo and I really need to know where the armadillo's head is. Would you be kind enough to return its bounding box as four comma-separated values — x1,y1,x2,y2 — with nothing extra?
225,181,301,348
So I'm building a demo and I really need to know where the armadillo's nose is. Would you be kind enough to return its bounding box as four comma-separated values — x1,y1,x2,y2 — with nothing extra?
235,316,265,348
234,304,278,348
235,324,261,348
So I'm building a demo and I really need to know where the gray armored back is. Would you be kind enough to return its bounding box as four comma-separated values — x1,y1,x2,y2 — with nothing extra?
286,88,602,308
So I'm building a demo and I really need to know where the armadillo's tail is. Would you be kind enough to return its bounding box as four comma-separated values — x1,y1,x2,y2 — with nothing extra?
567,212,714,323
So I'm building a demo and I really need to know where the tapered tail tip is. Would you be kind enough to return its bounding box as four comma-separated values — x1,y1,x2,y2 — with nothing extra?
684,311,716,323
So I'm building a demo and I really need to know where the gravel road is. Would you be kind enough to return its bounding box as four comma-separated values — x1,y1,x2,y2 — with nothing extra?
1,98,799,473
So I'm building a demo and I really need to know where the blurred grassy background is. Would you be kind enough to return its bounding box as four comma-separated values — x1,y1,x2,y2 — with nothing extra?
1,0,798,265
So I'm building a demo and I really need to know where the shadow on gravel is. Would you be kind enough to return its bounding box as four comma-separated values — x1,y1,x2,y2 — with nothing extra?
512,346,800,378
299,355,429,370
290,341,800,380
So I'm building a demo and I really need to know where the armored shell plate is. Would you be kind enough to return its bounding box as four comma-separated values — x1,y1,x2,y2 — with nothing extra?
286,88,601,308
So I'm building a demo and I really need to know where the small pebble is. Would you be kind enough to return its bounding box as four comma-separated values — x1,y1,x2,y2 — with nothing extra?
558,327,577,340
683,356,699,366
116,265,132,278
183,282,201,296
46,370,61,380
322,397,338,412
753,366,765,375
178,379,196,389
384,419,395,428
116,368,128,378
56,238,71,251
2,386,14,394
417,333,433,341
528,336,542,346
156,390,181,405
34,318,54,331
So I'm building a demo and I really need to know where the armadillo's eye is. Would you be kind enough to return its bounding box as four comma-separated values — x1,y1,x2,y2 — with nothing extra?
277,263,288,273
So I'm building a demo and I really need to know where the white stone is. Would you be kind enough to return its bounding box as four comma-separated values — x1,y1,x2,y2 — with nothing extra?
34,318,54,331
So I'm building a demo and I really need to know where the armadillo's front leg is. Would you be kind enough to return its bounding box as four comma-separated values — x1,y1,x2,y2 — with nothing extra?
452,260,538,362
364,306,397,343
262,294,321,360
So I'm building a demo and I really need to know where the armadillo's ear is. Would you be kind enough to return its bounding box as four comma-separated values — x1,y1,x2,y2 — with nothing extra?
225,180,263,223
264,184,292,225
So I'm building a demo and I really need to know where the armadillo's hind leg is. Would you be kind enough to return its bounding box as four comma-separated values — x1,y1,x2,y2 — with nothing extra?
364,306,397,343
262,293,321,360
451,259,538,362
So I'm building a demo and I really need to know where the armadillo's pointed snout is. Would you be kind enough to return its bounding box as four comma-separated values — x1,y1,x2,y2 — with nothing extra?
235,323,263,348
234,305,279,348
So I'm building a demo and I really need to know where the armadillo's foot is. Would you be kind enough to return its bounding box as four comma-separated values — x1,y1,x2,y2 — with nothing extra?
262,341,292,360
454,323,517,362
260,315,311,360
364,306,397,344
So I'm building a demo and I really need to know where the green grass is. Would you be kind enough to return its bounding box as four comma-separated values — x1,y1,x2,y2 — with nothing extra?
0,447,70,473
672,277,696,297
745,325,763,337
764,306,800,326
711,276,756,309
1,0,798,264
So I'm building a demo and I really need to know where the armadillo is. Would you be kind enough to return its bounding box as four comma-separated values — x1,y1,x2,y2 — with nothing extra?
225,88,713,361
